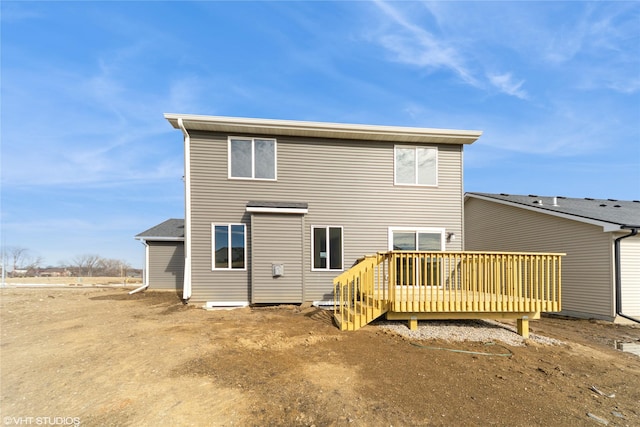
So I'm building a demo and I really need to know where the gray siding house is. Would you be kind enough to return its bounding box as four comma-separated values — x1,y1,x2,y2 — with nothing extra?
464,193,640,322
135,218,185,291
141,114,482,307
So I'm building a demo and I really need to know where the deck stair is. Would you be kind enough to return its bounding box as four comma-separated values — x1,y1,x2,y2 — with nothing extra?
333,254,389,331
335,296,388,331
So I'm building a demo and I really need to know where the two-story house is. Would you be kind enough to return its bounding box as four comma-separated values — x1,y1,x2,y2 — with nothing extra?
140,114,479,304
137,114,563,335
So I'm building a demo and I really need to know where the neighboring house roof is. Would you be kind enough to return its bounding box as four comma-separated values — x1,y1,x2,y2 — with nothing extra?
164,114,483,145
135,218,185,241
466,193,640,231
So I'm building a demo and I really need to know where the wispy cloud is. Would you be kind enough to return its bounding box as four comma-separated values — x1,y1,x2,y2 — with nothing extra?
372,0,479,87
0,3,43,22
371,0,531,99
1,29,196,188
487,73,528,100
541,3,639,95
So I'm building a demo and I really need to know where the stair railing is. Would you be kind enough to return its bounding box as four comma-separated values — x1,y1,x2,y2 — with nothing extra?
333,253,389,330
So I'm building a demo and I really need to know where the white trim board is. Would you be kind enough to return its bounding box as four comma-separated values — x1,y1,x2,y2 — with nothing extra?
246,207,308,214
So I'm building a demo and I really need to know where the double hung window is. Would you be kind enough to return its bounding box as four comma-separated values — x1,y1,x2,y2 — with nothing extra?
312,226,343,271
229,138,276,180
212,224,246,270
394,146,437,186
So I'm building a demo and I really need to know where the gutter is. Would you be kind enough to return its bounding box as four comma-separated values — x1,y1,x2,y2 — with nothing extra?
177,118,192,302
614,226,639,323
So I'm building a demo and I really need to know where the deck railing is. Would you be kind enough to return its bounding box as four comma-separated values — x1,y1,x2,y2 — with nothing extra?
334,251,563,331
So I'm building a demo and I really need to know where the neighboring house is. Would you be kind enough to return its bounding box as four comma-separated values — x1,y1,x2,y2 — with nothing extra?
10,269,29,278
135,218,185,291
147,114,483,307
37,267,72,277
465,193,640,322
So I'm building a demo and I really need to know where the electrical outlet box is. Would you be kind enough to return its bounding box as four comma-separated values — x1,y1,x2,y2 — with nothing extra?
272,264,284,277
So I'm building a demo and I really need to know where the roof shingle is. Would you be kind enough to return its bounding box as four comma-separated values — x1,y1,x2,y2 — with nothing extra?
135,218,184,240
467,193,640,229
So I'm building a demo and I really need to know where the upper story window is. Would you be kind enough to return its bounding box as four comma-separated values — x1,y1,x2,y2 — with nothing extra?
229,138,276,180
394,146,437,186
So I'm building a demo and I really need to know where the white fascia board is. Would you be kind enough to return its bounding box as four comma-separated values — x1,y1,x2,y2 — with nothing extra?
164,113,482,145
135,236,185,242
246,206,309,214
465,193,622,232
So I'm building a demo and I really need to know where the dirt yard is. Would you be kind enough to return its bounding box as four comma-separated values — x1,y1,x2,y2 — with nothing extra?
1,287,639,427
3,277,141,286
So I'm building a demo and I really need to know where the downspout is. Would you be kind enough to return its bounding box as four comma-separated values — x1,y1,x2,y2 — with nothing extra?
178,118,192,302
129,282,149,295
614,226,639,323
129,240,149,295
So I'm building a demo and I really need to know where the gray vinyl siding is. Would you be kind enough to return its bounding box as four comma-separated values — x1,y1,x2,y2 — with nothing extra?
465,198,614,320
251,214,304,303
189,132,465,303
620,235,640,317
147,241,184,290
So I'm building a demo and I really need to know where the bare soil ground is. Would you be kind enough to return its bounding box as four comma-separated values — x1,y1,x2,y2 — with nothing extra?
3,277,141,286
1,287,639,427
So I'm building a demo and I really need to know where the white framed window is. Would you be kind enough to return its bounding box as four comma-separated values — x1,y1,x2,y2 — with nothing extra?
388,227,445,251
212,223,246,270
394,145,437,186
312,226,343,271
389,227,445,287
229,137,276,180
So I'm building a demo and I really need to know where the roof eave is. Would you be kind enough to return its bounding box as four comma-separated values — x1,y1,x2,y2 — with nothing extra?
164,113,482,145
135,236,185,242
465,193,629,233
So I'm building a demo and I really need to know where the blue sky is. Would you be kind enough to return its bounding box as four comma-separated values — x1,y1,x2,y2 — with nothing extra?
1,1,639,269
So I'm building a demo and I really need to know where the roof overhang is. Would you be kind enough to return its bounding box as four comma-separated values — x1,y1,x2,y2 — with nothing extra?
246,201,309,215
465,193,627,233
164,114,482,145
134,236,184,242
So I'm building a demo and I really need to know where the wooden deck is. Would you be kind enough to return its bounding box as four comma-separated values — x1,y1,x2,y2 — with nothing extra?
333,251,563,337
380,288,559,313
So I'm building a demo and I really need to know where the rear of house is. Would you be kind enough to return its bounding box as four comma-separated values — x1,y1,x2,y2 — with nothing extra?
162,114,481,306
464,193,640,322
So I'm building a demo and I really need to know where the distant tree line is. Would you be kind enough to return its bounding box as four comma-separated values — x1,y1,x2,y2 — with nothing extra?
1,246,137,277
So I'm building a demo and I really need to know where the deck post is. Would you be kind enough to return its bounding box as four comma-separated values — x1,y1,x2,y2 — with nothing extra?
517,316,529,338
408,315,418,330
